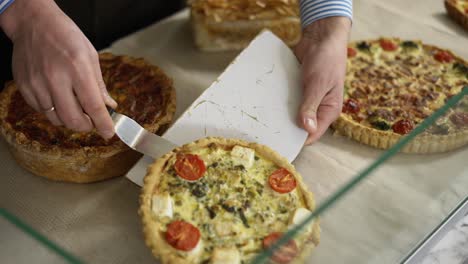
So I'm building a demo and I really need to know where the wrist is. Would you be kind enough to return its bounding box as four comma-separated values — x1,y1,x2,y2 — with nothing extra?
302,16,351,43
0,0,53,41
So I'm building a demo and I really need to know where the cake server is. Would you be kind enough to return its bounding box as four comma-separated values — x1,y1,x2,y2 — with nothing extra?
109,109,177,159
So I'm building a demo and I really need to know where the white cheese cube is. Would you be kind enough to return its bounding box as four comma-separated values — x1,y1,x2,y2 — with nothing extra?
289,207,314,232
211,248,240,264
151,194,173,218
231,146,255,169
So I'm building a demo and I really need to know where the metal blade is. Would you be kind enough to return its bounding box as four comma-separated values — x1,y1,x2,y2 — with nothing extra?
110,112,177,158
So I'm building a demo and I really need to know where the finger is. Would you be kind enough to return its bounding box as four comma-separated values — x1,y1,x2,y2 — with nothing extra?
89,48,117,109
304,87,343,145
46,72,93,132
17,84,41,112
298,74,330,135
32,83,63,126
71,55,115,139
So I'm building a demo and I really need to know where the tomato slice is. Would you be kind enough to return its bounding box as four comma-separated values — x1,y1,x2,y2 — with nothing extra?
174,154,206,181
347,47,357,58
379,39,398,51
434,50,453,63
269,168,297,194
263,232,299,264
392,119,415,135
165,220,201,251
342,98,361,114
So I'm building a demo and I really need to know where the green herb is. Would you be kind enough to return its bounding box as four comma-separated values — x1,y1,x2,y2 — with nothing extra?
357,41,371,52
237,209,250,228
370,120,391,131
401,41,418,49
234,165,246,171
453,62,468,78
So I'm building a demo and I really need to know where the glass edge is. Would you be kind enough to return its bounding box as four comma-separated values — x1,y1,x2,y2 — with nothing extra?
252,86,468,264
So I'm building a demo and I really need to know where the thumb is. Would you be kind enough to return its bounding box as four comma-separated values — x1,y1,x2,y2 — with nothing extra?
298,82,327,135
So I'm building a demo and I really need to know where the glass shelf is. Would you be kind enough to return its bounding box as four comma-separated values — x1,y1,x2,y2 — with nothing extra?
2,88,467,264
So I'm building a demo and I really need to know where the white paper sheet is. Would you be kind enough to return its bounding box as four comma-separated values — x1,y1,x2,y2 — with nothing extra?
125,31,308,186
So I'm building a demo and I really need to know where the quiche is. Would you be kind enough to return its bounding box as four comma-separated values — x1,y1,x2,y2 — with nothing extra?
333,38,468,153
0,53,176,183
189,0,301,51
140,137,320,264
445,0,468,31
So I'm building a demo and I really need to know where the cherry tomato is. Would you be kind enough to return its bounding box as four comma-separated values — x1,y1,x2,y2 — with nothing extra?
347,47,357,58
269,168,297,194
380,39,398,51
165,220,201,251
392,119,415,135
434,50,453,63
450,112,468,127
263,232,299,264
342,99,361,114
174,154,206,181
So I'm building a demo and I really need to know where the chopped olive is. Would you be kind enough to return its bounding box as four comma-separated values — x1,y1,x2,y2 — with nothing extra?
209,162,219,168
243,200,251,209
357,41,371,51
401,41,418,49
370,120,391,130
254,156,260,161
175,200,182,206
221,203,236,213
237,209,250,228
206,206,217,219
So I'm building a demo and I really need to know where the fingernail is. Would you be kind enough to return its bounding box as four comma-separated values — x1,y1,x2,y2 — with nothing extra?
102,129,115,139
304,117,317,131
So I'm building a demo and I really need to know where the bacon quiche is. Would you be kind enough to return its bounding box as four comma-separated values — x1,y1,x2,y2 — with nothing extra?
140,137,320,264
445,0,468,31
333,38,468,153
0,53,176,183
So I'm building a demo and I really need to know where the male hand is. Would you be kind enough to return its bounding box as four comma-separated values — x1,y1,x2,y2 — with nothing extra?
294,17,351,145
0,0,117,139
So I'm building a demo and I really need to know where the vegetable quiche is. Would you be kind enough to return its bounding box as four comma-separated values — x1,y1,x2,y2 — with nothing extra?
0,53,176,183
140,137,320,264
333,38,468,153
445,0,468,31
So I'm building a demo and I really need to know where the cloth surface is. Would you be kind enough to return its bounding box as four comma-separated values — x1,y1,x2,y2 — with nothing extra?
1,0,467,263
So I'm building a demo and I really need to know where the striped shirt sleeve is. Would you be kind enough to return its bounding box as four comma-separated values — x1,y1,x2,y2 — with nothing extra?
0,0,14,15
300,0,353,28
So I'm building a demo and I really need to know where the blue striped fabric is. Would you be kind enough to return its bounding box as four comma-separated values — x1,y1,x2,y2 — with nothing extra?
300,0,353,28
0,0,14,15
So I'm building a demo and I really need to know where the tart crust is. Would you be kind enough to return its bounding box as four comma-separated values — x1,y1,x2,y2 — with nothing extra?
0,53,176,183
334,41,468,154
139,137,320,264
445,0,468,31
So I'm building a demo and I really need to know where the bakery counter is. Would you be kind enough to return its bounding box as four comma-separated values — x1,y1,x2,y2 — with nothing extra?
1,0,468,263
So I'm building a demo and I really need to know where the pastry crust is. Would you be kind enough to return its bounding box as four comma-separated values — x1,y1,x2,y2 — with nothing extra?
139,137,320,264
190,0,301,51
445,0,468,31
0,53,176,183
334,39,468,153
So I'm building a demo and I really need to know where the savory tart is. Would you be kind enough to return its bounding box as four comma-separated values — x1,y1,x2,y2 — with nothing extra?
189,0,301,51
333,38,468,153
0,53,176,183
140,137,320,264
445,0,468,31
